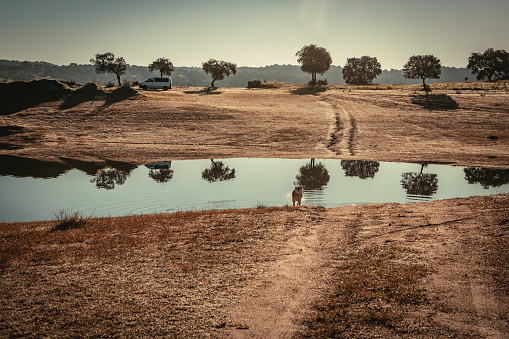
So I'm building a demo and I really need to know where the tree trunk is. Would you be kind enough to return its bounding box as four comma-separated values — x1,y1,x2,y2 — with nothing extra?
116,74,121,86
312,72,316,85
422,78,428,95
211,79,216,88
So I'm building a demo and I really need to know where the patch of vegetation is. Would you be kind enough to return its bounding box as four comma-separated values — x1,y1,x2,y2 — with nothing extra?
247,80,282,89
104,84,140,106
59,82,105,109
256,201,268,209
302,244,430,338
292,82,328,94
51,210,90,231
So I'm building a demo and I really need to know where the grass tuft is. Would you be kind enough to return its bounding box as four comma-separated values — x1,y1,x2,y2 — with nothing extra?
51,210,90,231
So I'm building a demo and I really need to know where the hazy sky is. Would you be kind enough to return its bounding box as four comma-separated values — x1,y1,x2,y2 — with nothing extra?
1,0,508,69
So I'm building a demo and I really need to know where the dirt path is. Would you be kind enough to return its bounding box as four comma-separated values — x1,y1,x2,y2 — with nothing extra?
223,207,332,338
216,196,509,338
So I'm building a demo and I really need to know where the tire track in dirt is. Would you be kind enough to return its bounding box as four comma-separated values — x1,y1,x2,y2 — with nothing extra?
320,96,357,156
220,207,333,338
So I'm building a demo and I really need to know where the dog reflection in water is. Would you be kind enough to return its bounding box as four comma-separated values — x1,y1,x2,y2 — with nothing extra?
292,185,304,206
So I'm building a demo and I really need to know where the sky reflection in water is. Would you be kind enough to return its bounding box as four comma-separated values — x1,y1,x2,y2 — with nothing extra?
1,158,508,222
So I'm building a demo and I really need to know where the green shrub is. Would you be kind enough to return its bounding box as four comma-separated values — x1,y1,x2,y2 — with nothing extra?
247,80,262,88
247,80,282,89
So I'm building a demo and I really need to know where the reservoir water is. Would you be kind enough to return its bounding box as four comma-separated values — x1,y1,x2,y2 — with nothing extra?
1,157,508,223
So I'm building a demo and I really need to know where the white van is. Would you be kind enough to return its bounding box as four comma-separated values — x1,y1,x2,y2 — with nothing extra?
139,77,172,91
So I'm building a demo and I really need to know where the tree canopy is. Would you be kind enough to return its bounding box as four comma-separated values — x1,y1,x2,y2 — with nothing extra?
467,48,509,82
342,56,382,85
296,44,332,84
148,57,174,77
295,159,330,190
202,160,236,182
90,52,127,86
403,55,441,95
201,59,237,88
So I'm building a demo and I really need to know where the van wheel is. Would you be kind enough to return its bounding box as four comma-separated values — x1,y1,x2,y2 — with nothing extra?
142,85,148,90
163,86,168,91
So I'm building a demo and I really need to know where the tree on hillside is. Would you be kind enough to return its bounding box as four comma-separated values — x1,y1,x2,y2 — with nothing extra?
149,57,174,77
202,59,237,88
467,48,509,82
296,44,332,85
90,52,127,86
403,55,441,95
342,56,382,85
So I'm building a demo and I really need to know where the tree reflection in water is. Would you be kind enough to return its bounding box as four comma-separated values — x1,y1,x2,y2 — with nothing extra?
91,168,129,190
341,160,380,179
401,164,438,196
202,159,236,183
464,167,509,189
149,169,174,183
295,159,330,190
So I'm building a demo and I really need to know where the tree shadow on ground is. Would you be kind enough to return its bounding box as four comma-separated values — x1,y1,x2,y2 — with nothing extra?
411,94,459,110
183,87,223,95
59,84,139,111
290,85,327,96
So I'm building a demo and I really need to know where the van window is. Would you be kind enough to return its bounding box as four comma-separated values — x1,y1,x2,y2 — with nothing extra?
145,78,153,82
155,78,169,82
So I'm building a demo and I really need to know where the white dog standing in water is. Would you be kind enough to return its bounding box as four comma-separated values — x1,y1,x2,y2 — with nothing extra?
292,185,304,206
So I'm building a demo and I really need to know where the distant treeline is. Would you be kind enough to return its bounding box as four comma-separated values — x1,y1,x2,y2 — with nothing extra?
0,59,476,87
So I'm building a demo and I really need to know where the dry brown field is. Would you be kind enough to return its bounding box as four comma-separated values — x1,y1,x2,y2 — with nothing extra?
1,82,508,337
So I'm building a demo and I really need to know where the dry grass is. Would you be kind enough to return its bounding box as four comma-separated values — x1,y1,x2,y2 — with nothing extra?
327,80,509,92
301,245,431,338
1,196,509,337
0,206,307,337
2,81,509,168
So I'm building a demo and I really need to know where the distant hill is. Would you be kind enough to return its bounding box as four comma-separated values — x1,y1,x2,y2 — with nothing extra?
0,60,476,87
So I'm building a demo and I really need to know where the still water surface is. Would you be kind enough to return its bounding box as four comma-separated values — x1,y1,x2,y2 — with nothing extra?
1,158,508,222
